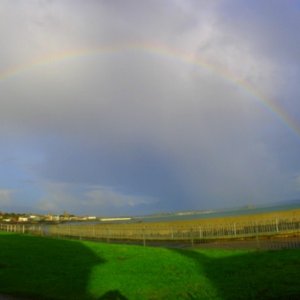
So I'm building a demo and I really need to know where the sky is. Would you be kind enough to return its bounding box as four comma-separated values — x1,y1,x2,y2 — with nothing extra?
0,0,300,216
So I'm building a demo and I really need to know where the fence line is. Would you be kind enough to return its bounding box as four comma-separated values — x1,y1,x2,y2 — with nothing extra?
1,217,300,249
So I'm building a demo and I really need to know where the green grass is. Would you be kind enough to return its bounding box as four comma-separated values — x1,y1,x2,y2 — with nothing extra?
0,232,299,299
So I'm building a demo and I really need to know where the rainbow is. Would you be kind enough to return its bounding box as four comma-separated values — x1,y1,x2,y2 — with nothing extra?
1,42,299,136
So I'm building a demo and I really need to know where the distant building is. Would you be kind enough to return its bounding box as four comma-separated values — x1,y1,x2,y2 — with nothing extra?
45,215,60,221
100,217,131,222
29,215,41,222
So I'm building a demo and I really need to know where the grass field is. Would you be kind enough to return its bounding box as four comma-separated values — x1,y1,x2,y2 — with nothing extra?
0,232,299,299
154,207,300,225
47,208,300,242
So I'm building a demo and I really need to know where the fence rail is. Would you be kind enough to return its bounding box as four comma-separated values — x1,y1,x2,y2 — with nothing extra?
1,217,300,249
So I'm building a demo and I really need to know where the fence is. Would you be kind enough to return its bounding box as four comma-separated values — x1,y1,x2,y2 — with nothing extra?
1,217,300,249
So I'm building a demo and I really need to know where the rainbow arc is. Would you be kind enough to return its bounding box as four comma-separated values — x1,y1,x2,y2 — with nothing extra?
0,42,299,136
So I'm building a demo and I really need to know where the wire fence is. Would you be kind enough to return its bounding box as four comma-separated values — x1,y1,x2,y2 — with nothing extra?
1,217,300,249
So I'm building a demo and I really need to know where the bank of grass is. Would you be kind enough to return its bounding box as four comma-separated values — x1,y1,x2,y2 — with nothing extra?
114,208,300,228
0,232,299,299
156,207,300,226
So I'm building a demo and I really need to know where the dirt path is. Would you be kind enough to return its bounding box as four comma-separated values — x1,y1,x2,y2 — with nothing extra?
108,235,300,249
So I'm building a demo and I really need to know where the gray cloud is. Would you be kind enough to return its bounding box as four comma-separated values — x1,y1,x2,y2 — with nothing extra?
36,181,157,216
0,189,14,207
0,0,300,214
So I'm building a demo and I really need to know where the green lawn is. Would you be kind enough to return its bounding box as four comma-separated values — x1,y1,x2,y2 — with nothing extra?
0,232,299,299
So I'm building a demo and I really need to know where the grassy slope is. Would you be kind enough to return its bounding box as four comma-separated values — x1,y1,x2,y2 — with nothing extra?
0,232,299,300
102,208,300,228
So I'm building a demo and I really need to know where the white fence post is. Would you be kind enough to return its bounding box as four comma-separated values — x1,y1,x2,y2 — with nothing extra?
276,218,279,233
199,226,202,239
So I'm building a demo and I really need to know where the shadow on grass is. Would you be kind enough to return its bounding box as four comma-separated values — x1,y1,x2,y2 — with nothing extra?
98,290,128,300
172,248,300,300
0,233,104,299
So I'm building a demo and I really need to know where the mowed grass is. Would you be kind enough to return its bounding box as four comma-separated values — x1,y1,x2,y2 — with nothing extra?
0,232,299,299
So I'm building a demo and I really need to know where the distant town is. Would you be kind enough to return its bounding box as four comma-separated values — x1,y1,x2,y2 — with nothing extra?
0,211,133,224
0,211,97,223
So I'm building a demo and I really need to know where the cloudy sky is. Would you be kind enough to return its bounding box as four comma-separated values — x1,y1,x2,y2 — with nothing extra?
0,0,300,216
